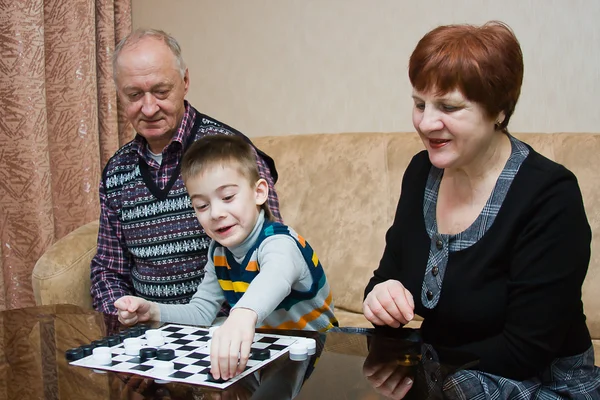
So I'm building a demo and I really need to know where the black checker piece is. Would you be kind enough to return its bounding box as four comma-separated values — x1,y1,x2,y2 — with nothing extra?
65,348,83,361
250,348,270,360
206,371,227,383
156,349,176,361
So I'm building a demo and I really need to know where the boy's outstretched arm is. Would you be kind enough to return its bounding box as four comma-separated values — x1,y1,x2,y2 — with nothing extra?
210,235,307,380
158,244,226,326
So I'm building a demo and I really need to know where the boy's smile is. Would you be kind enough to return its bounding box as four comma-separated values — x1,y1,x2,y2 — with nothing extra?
186,164,268,248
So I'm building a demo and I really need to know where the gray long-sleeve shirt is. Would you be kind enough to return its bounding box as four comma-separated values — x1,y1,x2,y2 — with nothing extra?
158,211,311,326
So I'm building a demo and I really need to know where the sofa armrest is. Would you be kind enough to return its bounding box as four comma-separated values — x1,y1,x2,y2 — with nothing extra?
32,220,99,309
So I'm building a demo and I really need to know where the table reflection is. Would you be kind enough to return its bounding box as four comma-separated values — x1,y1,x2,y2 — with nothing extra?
0,306,478,399
360,328,479,399
0,305,328,400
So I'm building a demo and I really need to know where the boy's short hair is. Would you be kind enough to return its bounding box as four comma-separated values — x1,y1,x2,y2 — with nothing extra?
181,135,274,220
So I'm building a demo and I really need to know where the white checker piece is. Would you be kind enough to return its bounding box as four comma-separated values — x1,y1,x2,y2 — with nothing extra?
70,323,303,389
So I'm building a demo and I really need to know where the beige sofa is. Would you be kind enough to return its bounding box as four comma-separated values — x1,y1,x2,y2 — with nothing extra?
32,132,600,363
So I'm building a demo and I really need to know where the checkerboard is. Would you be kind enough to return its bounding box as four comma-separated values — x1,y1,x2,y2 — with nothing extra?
69,323,302,389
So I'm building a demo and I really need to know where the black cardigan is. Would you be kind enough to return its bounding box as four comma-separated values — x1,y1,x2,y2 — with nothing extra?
365,147,592,380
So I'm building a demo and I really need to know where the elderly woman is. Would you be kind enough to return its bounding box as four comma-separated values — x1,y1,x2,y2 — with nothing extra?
363,21,600,398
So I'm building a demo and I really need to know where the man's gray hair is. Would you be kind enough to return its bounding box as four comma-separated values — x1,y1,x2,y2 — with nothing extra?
112,28,187,82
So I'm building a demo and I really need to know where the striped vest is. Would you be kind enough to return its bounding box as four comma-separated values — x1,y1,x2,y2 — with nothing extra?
212,222,338,332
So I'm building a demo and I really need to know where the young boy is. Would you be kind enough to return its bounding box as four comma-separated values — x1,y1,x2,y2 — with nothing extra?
114,134,338,381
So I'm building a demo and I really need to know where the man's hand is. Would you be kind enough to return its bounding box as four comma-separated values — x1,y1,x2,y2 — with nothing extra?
210,308,258,380
114,296,159,326
363,280,414,328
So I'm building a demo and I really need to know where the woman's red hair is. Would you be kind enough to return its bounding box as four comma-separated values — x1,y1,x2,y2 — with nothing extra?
409,21,524,132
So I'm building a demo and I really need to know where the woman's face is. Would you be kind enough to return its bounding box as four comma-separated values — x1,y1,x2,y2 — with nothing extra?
412,88,503,171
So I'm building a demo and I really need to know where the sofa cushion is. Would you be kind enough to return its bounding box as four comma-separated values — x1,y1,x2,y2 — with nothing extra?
32,220,99,309
511,133,600,343
544,134,600,342
254,132,600,348
254,133,410,315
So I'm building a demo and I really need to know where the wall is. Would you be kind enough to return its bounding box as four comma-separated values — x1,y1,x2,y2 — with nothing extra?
132,0,600,137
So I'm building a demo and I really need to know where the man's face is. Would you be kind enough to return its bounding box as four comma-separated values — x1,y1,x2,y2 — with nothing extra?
115,37,189,153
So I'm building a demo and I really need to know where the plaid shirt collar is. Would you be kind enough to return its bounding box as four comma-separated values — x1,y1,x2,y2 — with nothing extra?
131,101,195,160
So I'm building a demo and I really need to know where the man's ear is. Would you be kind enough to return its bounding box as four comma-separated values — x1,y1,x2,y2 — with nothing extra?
254,178,269,206
183,68,190,95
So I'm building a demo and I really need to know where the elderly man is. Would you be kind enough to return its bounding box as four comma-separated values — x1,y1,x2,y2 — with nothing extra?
91,29,281,314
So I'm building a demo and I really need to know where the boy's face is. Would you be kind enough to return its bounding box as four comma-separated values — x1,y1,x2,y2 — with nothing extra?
186,165,268,248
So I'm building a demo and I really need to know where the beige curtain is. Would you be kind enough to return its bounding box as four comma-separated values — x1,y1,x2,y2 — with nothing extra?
0,0,134,311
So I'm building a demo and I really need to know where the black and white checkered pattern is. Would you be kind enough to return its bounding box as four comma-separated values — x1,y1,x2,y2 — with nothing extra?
70,324,301,389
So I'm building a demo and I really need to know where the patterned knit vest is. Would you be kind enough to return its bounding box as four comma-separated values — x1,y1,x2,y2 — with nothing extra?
211,221,338,332
102,109,277,304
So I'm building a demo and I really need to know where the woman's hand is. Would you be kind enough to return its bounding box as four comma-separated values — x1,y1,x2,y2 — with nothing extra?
210,308,258,380
363,280,414,328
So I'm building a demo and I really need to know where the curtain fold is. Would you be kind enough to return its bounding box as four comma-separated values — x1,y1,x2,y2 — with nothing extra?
0,0,133,311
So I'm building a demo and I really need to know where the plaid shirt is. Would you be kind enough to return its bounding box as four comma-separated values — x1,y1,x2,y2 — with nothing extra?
90,102,281,314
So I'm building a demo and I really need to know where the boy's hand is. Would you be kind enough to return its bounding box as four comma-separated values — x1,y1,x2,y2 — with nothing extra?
114,296,159,326
210,308,258,380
